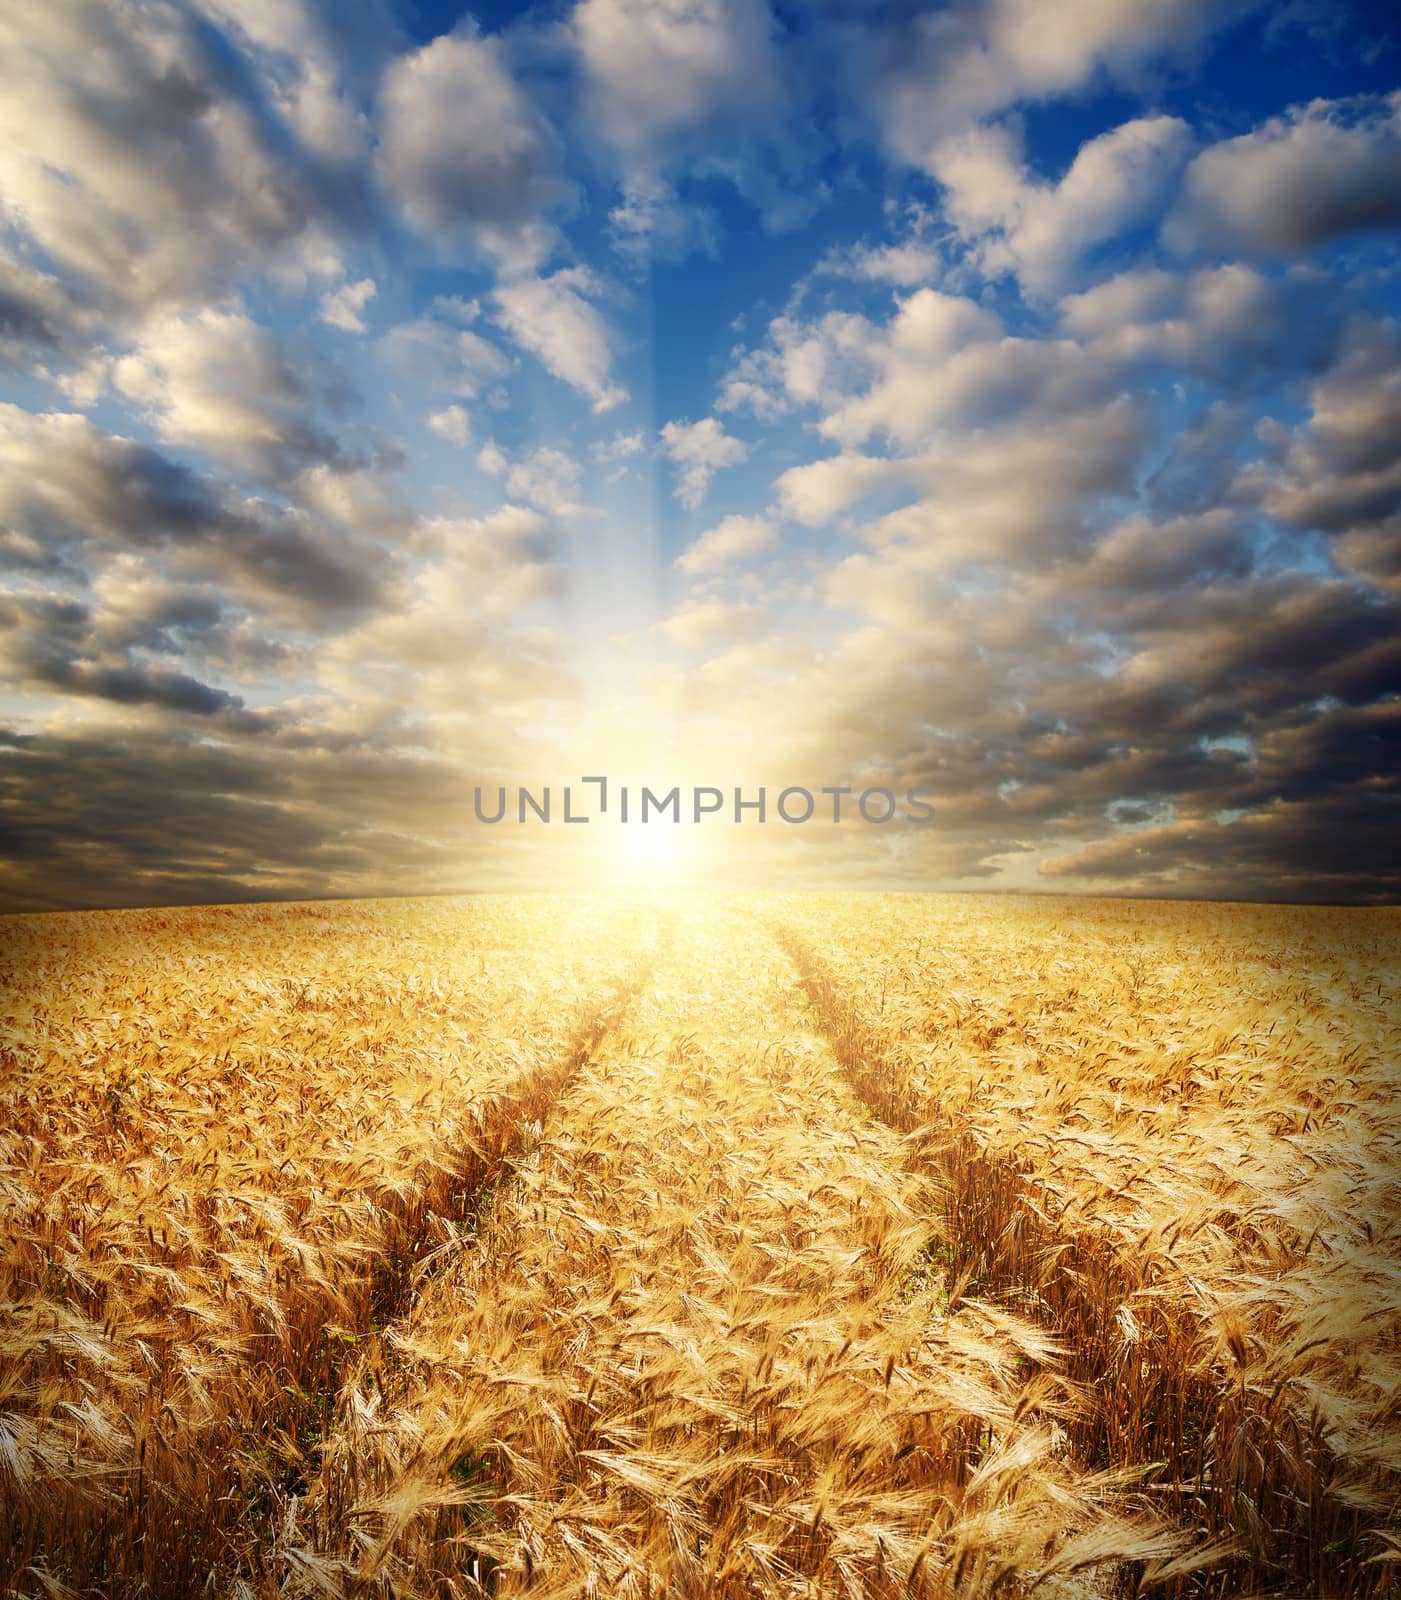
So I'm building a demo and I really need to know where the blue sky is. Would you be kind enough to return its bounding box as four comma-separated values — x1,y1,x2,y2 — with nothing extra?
1,0,1399,908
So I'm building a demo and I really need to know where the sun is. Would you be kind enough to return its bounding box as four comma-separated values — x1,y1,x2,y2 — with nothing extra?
606,815,699,885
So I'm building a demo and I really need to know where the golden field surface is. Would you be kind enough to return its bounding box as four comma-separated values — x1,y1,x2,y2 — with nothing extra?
0,893,1397,1598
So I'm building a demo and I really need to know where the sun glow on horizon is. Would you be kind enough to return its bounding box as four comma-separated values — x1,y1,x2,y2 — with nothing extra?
604,814,704,886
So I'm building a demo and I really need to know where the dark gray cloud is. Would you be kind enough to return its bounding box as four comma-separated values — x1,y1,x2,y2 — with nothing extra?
0,407,390,623
0,716,541,912
32,659,245,717
1038,784,1401,905
0,251,100,371
0,723,332,912
1145,401,1258,518
1234,322,1401,593
0,584,256,722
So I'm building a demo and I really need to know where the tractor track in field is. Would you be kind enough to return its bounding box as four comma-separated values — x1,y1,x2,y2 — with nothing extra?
365,908,677,1318
220,912,677,1599
766,915,1367,1598
1,902,676,1600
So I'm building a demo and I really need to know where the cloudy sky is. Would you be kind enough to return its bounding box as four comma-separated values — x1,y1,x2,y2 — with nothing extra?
1,0,1399,910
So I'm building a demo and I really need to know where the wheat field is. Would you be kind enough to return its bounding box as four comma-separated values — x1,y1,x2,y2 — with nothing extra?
1,892,1396,1597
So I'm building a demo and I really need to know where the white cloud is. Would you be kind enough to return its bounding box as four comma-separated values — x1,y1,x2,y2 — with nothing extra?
376,32,570,246
573,0,779,156
493,268,625,412
1059,263,1347,385
0,0,350,313
726,284,1111,445
720,310,886,420
675,513,777,575
1166,95,1401,257
321,503,567,723
659,416,749,509
1057,268,1184,338
776,452,897,527
787,288,1121,452
777,391,1147,559
506,446,585,517
931,116,1193,296
477,439,508,476
659,595,760,650
379,313,511,397
855,398,1148,570
404,505,557,619
814,290,1000,446
317,277,377,332
196,0,381,188
112,306,345,480
845,242,943,287
189,0,398,88
430,294,484,326
870,0,1257,170
607,182,721,260
427,404,471,446
570,0,806,238
295,462,406,533
592,430,644,461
